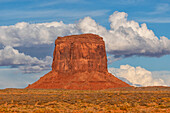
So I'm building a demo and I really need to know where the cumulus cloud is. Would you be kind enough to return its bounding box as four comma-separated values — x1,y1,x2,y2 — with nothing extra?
0,21,80,47
0,11,170,73
0,46,52,73
19,56,52,73
79,11,170,58
109,65,167,86
0,11,170,59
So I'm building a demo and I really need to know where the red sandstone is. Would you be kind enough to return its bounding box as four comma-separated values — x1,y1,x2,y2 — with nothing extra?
26,34,131,90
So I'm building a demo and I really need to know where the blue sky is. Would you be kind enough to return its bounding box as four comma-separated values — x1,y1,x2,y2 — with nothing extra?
0,0,170,26
0,0,169,88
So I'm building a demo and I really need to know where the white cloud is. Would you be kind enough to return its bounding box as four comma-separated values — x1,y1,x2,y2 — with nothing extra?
78,11,170,58
19,56,52,73
1,11,169,59
148,3,170,15
136,17,170,23
0,46,40,65
0,21,80,47
0,46,52,73
0,11,170,73
37,0,88,7
152,71,170,86
109,65,167,86
0,9,109,22
107,55,122,64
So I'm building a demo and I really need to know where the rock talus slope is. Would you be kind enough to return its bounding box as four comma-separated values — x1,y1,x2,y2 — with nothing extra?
26,34,131,90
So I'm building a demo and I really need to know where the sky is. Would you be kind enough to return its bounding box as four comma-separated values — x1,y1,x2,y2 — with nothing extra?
0,0,170,88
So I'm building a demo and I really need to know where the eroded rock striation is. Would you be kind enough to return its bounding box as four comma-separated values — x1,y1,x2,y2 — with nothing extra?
26,34,131,90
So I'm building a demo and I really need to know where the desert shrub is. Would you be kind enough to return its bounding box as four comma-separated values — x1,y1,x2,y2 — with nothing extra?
131,102,139,107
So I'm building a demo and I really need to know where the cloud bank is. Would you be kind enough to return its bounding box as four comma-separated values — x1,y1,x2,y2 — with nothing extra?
0,11,170,73
152,71,170,86
0,21,80,47
109,65,167,86
0,11,170,58
0,46,52,73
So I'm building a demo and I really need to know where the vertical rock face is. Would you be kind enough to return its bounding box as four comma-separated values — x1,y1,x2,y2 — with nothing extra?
26,34,131,90
52,34,107,73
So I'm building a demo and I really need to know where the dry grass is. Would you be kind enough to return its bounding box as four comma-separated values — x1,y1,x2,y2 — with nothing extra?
0,87,169,113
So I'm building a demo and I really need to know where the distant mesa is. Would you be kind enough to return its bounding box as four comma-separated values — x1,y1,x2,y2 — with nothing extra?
26,34,131,90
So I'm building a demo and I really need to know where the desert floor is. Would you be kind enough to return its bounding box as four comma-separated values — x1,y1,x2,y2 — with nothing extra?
0,87,169,113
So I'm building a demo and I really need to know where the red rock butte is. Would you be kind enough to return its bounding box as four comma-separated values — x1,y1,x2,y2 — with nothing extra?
26,34,131,90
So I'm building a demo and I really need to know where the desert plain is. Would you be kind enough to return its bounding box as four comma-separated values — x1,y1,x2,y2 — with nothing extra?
0,87,169,113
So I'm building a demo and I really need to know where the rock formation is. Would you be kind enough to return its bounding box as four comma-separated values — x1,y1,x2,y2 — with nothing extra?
26,34,131,90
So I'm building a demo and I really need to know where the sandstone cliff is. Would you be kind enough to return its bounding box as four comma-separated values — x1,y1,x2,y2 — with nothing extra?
26,34,131,90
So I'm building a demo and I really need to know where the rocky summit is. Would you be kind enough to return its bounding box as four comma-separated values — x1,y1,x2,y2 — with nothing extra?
26,34,131,90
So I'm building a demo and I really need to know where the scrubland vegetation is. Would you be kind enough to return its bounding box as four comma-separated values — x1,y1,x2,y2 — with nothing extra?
0,87,169,113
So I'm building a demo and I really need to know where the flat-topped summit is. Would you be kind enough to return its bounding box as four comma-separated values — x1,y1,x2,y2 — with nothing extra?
26,34,131,90
57,34,103,42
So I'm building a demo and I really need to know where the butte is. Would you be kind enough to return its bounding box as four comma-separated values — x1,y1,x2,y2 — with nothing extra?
26,34,131,90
